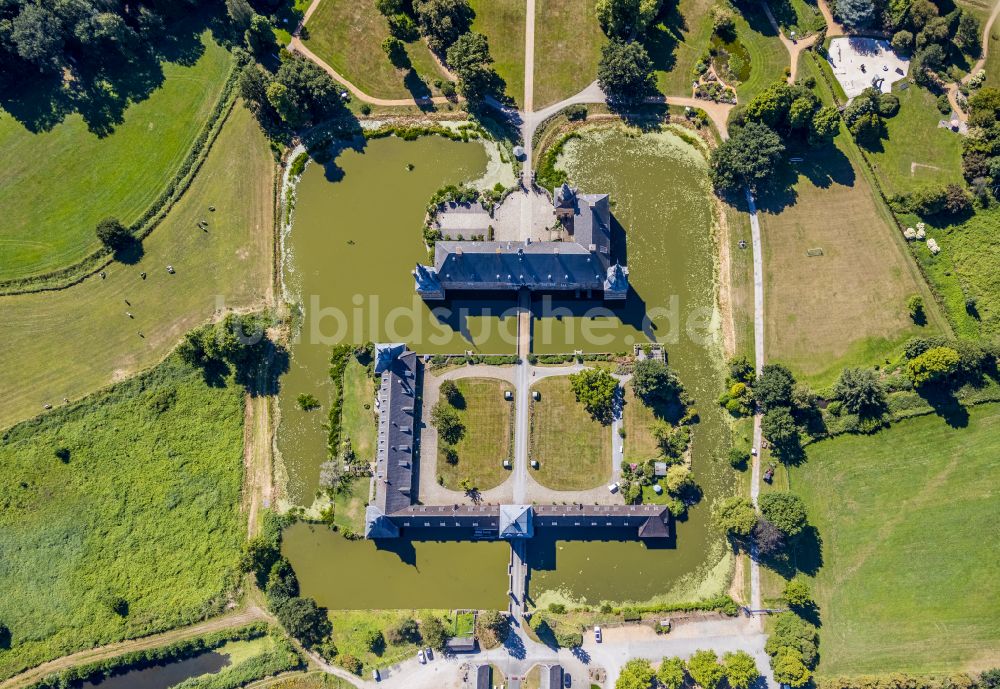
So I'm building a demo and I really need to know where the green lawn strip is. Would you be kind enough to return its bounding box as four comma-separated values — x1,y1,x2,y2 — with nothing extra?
469,0,526,107
0,30,232,284
790,404,1000,675
622,384,664,462
453,611,476,637
437,378,514,491
533,0,607,107
341,359,376,461
0,105,274,432
332,476,370,535
327,610,454,673
768,0,825,37
0,357,247,681
529,376,611,490
302,0,449,99
866,85,964,198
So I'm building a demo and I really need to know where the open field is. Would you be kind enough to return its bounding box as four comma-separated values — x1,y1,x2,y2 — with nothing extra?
342,360,377,461
533,0,607,107
302,0,450,99
911,205,1000,342
758,56,946,389
0,104,274,432
867,85,965,198
529,376,611,490
790,404,1000,675
437,378,514,492
0,357,246,680
0,31,232,283
469,0,526,107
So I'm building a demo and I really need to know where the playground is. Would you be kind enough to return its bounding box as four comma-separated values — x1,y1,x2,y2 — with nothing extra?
827,37,910,98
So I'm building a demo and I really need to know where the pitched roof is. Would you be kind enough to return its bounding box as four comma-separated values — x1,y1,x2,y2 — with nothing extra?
373,347,418,515
542,664,564,689
433,241,608,292
499,504,535,538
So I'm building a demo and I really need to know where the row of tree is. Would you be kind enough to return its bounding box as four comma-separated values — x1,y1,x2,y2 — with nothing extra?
615,650,761,689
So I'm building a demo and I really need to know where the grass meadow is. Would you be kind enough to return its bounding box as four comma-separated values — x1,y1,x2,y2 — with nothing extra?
437,378,514,491
0,31,232,283
341,360,377,462
529,376,611,490
0,105,274,432
469,0,526,107
768,0,825,37
757,55,946,389
302,0,450,99
327,610,454,674
790,404,1000,675
532,0,607,107
0,356,246,680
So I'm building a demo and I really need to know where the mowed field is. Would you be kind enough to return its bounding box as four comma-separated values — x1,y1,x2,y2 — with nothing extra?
0,105,273,431
0,356,246,680
469,0,526,107
791,404,1000,675
437,377,514,492
529,375,611,490
302,0,450,99
532,0,607,107
758,56,945,388
0,32,232,282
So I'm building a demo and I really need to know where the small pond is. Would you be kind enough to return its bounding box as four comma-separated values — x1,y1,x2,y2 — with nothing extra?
80,651,229,689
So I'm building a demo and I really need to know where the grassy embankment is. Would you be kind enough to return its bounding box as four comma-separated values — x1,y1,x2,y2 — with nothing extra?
0,356,247,681
789,404,1000,676
301,0,450,99
0,105,274,432
757,55,946,390
437,378,515,491
529,376,611,490
0,31,232,283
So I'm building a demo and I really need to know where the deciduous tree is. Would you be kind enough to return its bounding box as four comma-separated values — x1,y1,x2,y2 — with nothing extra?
759,492,808,537
597,39,657,104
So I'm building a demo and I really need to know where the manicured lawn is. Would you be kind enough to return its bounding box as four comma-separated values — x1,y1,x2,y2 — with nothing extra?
529,376,611,490
0,105,274,431
437,378,514,492
469,0,526,107
790,404,1000,675
302,0,450,99
532,0,607,107
646,0,787,101
0,357,246,680
622,384,664,462
332,476,370,534
342,359,377,461
908,205,1000,342
867,85,965,198
0,31,232,282
758,56,945,389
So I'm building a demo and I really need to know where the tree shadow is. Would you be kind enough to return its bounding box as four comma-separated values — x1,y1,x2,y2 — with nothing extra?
917,386,970,428
503,628,526,659
112,237,145,265
642,0,688,77
792,525,823,576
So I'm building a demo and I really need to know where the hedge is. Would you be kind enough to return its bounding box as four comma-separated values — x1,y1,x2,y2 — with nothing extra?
326,345,354,460
611,595,739,617
0,60,242,296
27,624,270,689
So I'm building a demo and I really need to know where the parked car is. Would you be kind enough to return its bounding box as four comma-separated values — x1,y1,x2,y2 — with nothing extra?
417,649,426,664
608,483,619,493
564,672,572,687
424,647,433,661
594,626,602,643
373,668,381,682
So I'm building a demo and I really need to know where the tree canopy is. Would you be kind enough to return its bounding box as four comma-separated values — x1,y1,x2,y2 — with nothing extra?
95,217,132,250
723,651,761,689
833,367,888,416
597,39,657,104
596,0,663,38
759,492,808,537
687,649,726,689
631,359,684,406
569,368,619,424
446,31,502,103
714,496,758,538
753,363,796,410
274,597,331,648
413,0,474,53
906,346,961,386
710,121,785,193
615,658,656,689
656,657,686,689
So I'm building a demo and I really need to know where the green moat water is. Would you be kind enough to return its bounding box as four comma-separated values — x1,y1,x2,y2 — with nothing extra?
279,129,734,608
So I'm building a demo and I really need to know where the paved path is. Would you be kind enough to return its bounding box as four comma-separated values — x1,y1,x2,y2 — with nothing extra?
512,290,532,503
745,189,765,621
816,0,846,37
946,0,1000,122
523,0,537,113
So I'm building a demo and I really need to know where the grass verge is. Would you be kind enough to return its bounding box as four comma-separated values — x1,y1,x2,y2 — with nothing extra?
438,377,514,491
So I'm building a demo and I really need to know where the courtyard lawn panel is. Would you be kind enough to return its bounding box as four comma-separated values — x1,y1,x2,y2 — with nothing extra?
533,0,607,108
0,31,232,282
529,376,611,490
437,378,515,492
791,404,1000,675
333,476,371,535
302,0,450,99
622,384,665,462
469,0,526,107
0,105,274,431
0,357,245,680
342,359,377,462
